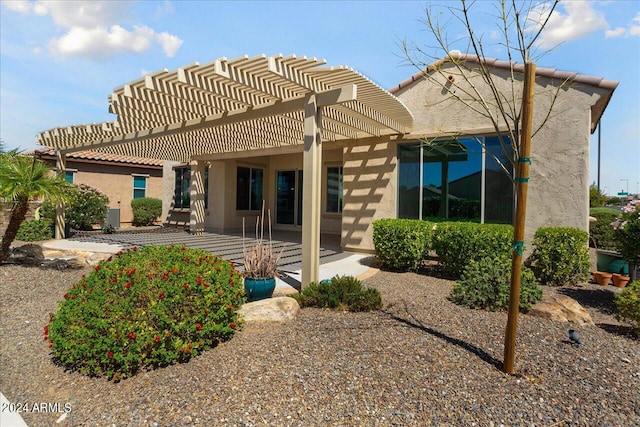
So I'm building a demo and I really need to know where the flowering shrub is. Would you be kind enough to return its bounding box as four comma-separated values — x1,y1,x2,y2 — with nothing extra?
612,200,640,273
46,245,245,380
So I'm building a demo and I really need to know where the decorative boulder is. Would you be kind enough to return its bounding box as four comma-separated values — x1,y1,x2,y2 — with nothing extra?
239,297,300,324
529,294,594,325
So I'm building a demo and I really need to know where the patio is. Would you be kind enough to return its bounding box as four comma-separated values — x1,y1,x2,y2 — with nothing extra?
48,228,370,291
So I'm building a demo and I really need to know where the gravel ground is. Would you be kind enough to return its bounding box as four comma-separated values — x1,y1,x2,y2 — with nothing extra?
1,262,639,427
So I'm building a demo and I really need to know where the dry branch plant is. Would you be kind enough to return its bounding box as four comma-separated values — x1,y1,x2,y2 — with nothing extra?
242,203,283,279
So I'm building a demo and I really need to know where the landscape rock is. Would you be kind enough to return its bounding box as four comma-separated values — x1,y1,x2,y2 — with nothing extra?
8,244,44,265
529,294,594,325
238,297,300,323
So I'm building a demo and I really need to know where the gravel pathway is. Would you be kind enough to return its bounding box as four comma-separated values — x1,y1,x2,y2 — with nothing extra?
1,263,639,426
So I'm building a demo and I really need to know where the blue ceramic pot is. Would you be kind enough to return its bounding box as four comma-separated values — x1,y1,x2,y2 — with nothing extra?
244,277,276,302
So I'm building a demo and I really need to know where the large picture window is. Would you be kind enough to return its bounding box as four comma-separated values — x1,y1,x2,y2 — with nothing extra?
326,166,343,213
236,166,263,211
398,136,513,224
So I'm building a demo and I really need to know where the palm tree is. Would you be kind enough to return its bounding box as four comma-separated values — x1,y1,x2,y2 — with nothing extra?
0,151,75,262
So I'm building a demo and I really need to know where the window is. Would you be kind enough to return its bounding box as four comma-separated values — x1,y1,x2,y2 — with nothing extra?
236,166,263,211
64,171,74,183
398,136,513,224
133,175,147,199
174,167,190,208
173,166,209,210
326,166,343,213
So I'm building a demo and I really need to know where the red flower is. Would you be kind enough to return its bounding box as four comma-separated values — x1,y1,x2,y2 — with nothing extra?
129,332,136,340
183,284,189,289
165,332,171,338
43,325,49,334
63,293,68,299
95,265,101,271
154,335,160,343
107,351,114,359
196,277,202,285
43,335,48,341
48,342,52,348
195,323,202,331
115,333,120,339
227,304,234,310
171,268,178,274
229,323,237,329
116,250,123,256
82,282,87,287
104,309,110,315
217,291,223,297
132,246,137,251
125,283,130,289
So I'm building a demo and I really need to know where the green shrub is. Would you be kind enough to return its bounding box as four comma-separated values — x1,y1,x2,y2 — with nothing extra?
131,197,162,226
529,227,590,286
41,184,108,230
372,219,434,271
615,280,640,333
292,275,382,312
589,208,620,250
16,219,53,241
46,245,245,381
450,256,542,312
432,222,513,277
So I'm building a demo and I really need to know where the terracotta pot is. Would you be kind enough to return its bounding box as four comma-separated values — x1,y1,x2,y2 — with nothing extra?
594,271,612,286
612,273,630,288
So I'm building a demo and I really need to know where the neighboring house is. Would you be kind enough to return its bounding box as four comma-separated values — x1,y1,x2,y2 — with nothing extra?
35,53,617,284
32,147,164,227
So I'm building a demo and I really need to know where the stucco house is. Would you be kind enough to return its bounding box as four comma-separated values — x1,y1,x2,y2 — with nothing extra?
31,147,163,227
35,53,617,285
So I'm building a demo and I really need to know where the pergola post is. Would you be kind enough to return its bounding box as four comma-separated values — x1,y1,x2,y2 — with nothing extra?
301,93,322,287
189,161,206,235
55,149,66,239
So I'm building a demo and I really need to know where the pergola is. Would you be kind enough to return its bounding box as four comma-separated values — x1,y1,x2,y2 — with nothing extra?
37,53,413,285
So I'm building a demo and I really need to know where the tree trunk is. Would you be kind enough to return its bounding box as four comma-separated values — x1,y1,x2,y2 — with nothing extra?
1,199,30,263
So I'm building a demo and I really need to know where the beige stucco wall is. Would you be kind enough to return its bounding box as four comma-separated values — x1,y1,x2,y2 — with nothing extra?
342,136,398,252
59,160,163,226
392,63,610,247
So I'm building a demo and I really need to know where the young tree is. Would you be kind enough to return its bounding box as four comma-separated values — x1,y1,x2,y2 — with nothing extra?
0,152,75,262
403,0,560,373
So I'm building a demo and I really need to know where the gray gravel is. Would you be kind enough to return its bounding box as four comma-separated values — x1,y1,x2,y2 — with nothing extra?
1,263,639,426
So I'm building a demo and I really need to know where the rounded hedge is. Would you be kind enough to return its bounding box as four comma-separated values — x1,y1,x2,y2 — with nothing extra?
449,256,542,312
292,275,382,312
46,245,245,380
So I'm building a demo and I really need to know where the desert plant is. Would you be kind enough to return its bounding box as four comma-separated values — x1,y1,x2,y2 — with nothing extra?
614,280,640,333
529,227,590,286
242,203,282,279
372,219,434,271
432,222,513,277
0,151,74,262
450,256,542,312
292,275,382,312
16,219,53,241
46,245,245,380
41,183,108,230
131,197,162,226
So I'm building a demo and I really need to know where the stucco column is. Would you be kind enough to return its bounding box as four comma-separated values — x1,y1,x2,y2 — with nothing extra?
189,161,205,235
55,150,66,239
301,93,322,286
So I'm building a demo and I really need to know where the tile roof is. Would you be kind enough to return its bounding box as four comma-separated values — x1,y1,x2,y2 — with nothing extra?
29,147,164,167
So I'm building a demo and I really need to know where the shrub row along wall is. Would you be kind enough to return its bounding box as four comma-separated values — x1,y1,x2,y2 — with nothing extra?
373,219,591,286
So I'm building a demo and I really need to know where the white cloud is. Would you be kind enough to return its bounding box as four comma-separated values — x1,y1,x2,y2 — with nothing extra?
529,1,607,49
2,0,32,13
605,27,626,38
3,0,183,59
50,25,156,58
156,32,183,58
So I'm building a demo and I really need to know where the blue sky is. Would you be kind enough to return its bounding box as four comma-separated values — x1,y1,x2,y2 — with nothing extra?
1,0,639,196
